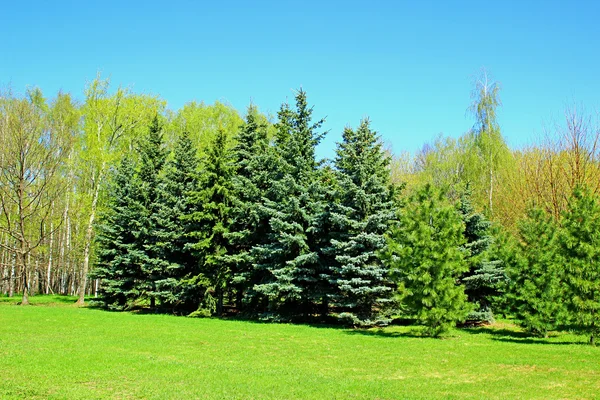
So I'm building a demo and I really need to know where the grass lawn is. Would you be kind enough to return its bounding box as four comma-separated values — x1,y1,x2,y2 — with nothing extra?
1,295,599,399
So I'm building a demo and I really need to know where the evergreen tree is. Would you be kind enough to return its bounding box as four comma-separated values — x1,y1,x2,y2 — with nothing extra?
252,89,326,318
383,184,471,336
559,186,600,345
226,106,276,311
507,207,564,337
92,158,146,309
137,116,169,308
152,130,200,308
457,187,505,322
328,119,396,324
186,128,236,315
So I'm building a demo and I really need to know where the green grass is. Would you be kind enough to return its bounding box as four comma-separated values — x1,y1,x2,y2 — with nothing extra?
1,296,599,399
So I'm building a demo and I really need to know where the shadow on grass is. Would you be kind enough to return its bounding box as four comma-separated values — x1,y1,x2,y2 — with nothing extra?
462,327,588,346
343,328,438,339
0,294,79,305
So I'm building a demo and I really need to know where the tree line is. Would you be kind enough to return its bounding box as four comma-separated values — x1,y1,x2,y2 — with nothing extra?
1,72,599,341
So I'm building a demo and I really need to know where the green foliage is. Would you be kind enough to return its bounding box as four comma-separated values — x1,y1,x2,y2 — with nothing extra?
467,71,511,216
328,119,397,323
136,116,170,307
506,207,565,337
559,186,600,344
384,184,472,336
227,105,277,311
166,100,243,156
92,158,146,309
458,187,505,322
252,89,327,317
186,128,236,315
153,130,201,307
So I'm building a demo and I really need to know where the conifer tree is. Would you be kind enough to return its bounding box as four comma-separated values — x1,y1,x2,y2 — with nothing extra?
328,119,396,324
383,184,471,336
186,128,236,315
152,130,200,308
457,187,505,322
559,186,600,345
137,116,168,308
506,206,564,337
252,89,326,318
93,158,146,309
226,106,276,311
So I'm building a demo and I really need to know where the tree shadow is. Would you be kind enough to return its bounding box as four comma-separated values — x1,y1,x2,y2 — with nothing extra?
463,327,588,346
343,328,437,339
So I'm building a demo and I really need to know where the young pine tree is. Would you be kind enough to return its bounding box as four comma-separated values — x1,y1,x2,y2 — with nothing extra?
186,128,236,315
383,184,471,336
252,89,327,318
507,207,565,337
559,186,600,345
93,158,146,310
457,187,505,322
328,119,397,324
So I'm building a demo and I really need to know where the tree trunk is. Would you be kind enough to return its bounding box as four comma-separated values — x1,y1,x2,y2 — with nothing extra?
77,166,104,305
8,252,15,297
19,250,29,305
46,218,54,294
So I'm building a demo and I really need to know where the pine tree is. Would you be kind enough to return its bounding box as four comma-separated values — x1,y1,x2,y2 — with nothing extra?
507,207,564,337
328,119,396,324
383,184,471,336
457,187,505,322
137,116,168,308
252,89,326,318
186,128,236,315
226,106,276,311
92,158,146,310
152,130,200,308
559,186,600,345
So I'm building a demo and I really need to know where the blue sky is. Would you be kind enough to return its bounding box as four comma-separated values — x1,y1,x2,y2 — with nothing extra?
2,0,599,159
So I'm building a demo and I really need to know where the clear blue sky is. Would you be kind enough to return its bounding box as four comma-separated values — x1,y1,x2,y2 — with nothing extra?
2,0,599,159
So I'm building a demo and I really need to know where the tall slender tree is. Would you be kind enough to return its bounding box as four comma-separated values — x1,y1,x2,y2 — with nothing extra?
227,105,275,311
252,89,326,318
92,158,146,309
137,116,169,308
468,71,510,217
186,128,236,315
328,119,397,324
152,130,200,308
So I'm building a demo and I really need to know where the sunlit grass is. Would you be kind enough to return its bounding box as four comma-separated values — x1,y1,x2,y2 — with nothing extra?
1,295,598,399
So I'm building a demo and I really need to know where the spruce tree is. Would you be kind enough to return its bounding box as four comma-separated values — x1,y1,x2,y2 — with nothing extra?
252,89,326,318
506,206,564,337
152,130,200,308
92,158,146,310
383,184,471,336
559,186,600,345
186,128,236,315
226,106,276,311
328,119,396,324
137,116,168,308
457,187,504,322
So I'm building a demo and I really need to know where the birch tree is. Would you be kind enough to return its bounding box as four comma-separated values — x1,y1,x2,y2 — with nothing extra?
0,88,71,304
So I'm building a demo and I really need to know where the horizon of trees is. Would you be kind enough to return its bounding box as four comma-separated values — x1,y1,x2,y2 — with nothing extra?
1,72,600,341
